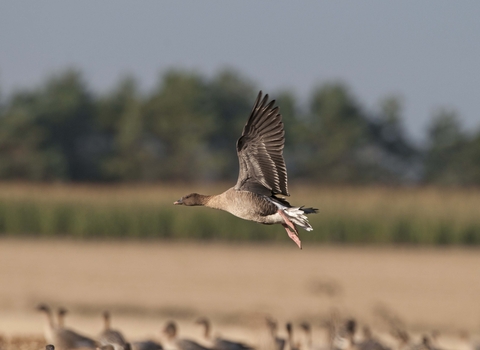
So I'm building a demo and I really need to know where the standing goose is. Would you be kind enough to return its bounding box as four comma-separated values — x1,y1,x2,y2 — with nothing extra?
357,326,390,350
265,317,286,350
332,319,358,350
299,322,313,350
195,317,255,350
37,304,56,345
43,305,98,350
285,323,300,350
37,304,98,349
98,311,128,350
163,321,211,350
174,91,317,249
57,307,68,328
299,322,329,350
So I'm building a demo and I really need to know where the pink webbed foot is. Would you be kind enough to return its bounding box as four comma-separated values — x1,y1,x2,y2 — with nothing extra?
282,223,302,249
278,209,302,249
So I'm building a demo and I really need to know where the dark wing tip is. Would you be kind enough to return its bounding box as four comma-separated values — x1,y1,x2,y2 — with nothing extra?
236,91,289,196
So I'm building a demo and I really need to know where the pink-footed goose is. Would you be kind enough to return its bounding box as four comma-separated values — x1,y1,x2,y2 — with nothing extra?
174,91,317,249
195,317,255,350
266,317,286,350
163,321,211,350
285,323,300,350
98,311,129,350
299,322,329,350
37,304,98,350
37,304,56,345
57,307,67,328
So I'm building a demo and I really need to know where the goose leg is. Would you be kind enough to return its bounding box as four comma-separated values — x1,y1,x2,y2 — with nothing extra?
278,210,302,249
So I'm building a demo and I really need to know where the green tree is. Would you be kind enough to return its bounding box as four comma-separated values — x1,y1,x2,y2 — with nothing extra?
143,70,215,181
0,91,67,180
369,95,419,183
36,69,99,180
304,82,372,183
96,77,152,181
462,131,480,184
424,109,467,185
207,69,256,180
0,69,97,181
273,89,307,178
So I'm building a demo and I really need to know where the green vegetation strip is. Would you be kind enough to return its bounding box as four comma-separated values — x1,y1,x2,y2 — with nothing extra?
0,187,479,245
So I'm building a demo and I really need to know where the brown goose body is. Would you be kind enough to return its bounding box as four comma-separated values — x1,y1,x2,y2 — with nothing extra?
163,321,211,350
184,189,280,224
174,91,317,248
98,311,128,350
37,304,98,350
196,317,255,350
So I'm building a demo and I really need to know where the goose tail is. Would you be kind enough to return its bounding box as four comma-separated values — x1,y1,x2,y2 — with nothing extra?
284,206,318,232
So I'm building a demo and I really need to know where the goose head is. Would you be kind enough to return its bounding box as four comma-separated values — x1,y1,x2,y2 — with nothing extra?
174,193,206,206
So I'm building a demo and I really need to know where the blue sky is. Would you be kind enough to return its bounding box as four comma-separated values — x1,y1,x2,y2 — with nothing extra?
1,1,479,142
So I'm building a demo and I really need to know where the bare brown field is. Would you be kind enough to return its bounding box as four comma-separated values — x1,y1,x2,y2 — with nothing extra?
1,239,479,349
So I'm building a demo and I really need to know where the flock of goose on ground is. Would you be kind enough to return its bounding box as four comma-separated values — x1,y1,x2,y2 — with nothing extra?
30,304,478,350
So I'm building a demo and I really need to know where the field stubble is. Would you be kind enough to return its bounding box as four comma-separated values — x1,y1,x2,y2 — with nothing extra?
0,240,479,340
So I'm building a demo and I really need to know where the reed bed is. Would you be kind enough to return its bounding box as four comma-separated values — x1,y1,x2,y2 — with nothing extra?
0,183,479,245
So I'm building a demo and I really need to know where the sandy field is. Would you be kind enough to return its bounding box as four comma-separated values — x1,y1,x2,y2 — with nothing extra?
0,239,479,347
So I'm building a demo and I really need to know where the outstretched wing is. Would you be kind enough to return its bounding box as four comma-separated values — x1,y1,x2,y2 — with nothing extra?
234,91,289,196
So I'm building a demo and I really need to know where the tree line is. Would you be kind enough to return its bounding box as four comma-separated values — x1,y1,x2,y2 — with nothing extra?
0,68,479,185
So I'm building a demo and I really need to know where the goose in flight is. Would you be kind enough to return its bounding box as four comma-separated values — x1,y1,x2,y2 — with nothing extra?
174,91,317,248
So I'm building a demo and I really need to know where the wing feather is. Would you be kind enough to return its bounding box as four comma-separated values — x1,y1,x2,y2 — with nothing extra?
235,91,289,196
